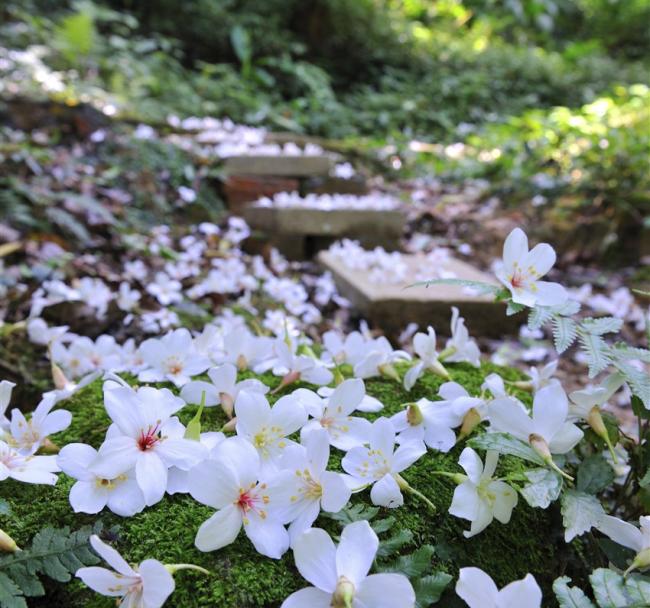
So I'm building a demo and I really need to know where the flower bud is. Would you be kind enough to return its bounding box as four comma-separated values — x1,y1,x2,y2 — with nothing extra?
529,433,552,463
587,406,607,440
236,354,247,371
331,576,355,608
406,403,423,426
219,392,234,419
625,548,650,577
51,362,69,390
378,363,400,382
0,529,20,553
430,359,450,380
221,417,237,433
457,408,482,441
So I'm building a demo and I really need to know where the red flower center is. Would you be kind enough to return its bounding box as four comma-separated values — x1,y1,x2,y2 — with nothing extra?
137,424,161,451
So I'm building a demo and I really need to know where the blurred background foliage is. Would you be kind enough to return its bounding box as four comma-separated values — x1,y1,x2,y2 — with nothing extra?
0,0,648,258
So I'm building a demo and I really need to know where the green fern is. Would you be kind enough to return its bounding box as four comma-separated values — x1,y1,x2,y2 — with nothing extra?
0,523,107,608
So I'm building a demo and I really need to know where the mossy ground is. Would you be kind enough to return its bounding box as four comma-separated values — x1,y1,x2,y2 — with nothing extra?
3,362,579,607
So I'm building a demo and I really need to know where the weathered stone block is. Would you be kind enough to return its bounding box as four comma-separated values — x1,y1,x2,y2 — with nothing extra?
302,175,369,196
222,175,299,214
223,155,333,177
243,203,405,259
318,250,520,336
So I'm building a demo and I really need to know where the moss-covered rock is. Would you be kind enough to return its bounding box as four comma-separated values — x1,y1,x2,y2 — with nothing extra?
4,363,579,607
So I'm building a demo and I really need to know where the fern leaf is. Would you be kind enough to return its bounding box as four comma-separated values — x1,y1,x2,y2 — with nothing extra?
0,572,26,608
0,524,103,608
614,361,650,409
553,317,578,353
528,306,554,330
612,345,650,363
407,278,502,295
578,333,612,378
581,317,624,336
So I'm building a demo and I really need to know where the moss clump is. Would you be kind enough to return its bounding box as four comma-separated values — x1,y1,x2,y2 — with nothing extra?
5,363,577,607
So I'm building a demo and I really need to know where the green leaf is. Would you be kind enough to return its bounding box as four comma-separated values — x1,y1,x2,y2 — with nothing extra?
520,468,563,508
407,278,501,296
589,568,631,608
380,545,435,578
577,454,616,495
561,490,605,542
624,573,650,605
376,529,414,558
553,576,596,607
469,432,545,466
413,572,453,607
324,504,379,525
506,301,527,316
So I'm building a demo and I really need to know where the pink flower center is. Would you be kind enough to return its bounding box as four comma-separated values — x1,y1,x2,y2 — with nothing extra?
137,424,161,451
510,271,524,289
236,484,270,520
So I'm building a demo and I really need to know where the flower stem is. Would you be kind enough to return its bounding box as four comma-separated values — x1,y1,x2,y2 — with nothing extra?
396,474,436,513
165,563,210,576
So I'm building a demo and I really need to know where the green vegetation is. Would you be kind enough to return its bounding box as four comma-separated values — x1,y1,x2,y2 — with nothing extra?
4,364,593,607
1,0,648,257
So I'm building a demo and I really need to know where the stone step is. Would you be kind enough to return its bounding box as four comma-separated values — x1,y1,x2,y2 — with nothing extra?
242,196,405,259
318,249,520,337
223,155,333,177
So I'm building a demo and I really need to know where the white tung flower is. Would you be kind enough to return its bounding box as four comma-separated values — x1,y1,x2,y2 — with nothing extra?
596,514,650,575
342,417,426,508
189,437,294,558
448,448,518,538
8,394,71,455
299,379,372,450
279,429,351,544
91,385,207,506
281,520,415,608
489,384,583,460
234,391,307,474
0,439,60,485
58,443,145,517
180,363,268,417
495,227,567,307
76,535,175,608
404,326,449,391
139,329,211,387
444,307,481,367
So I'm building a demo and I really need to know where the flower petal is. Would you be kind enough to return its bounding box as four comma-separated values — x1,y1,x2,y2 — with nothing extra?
135,452,167,506
320,471,351,513
355,573,416,608
76,566,137,597
498,574,542,608
458,447,483,484
244,513,289,559
293,527,338,592
281,587,332,608
188,460,239,509
455,567,499,608
336,519,378,586
195,504,242,552
89,535,136,577
140,559,176,608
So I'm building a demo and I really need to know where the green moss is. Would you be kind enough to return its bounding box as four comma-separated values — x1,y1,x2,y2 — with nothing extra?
6,363,578,607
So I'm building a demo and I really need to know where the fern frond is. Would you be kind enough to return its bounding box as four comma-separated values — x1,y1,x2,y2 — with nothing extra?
553,317,578,353
578,332,612,378
0,523,105,608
